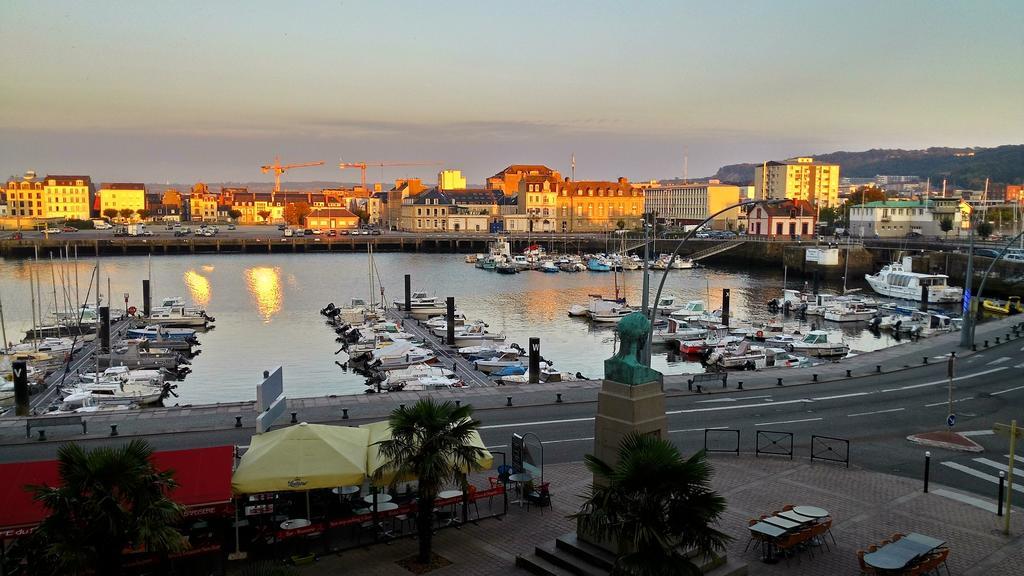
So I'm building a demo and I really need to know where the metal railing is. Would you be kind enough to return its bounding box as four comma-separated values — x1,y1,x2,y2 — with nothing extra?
810,435,850,468
755,430,794,459
704,428,740,455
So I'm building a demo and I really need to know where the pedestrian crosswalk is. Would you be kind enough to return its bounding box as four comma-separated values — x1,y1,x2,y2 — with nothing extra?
940,455,1023,494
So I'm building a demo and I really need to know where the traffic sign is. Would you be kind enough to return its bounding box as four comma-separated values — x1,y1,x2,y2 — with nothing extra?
947,414,956,427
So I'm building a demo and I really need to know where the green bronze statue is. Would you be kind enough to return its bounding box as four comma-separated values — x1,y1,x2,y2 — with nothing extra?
604,312,662,385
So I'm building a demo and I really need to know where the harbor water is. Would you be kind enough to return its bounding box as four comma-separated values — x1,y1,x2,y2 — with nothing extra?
0,253,925,406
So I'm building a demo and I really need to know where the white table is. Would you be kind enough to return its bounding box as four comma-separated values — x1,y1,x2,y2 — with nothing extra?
507,473,533,507
333,485,360,496
438,489,463,500
280,518,311,530
363,493,393,505
792,506,829,519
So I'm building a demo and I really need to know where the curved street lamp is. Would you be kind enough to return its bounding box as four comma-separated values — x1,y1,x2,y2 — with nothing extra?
643,198,787,365
966,227,1024,348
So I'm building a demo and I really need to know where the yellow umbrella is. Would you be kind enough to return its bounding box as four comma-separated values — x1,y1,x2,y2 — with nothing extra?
232,422,370,494
361,419,494,486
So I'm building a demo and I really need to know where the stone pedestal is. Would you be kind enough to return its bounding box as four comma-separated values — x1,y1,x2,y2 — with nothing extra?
593,378,668,468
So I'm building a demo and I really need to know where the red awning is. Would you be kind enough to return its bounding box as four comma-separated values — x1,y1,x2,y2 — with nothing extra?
0,445,234,538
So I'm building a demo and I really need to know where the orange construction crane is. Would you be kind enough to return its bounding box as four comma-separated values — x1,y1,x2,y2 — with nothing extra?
338,160,444,191
261,156,325,201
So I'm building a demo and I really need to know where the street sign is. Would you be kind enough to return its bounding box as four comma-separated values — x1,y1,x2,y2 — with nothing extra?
511,433,524,471
947,414,956,427
962,289,971,315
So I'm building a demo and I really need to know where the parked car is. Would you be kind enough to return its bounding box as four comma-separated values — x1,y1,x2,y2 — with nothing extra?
42,227,61,234
327,229,337,237
974,248,1000,258
277,224,286,231
227,224,236,230
311,229,323,235
61,226,77,232
340,229,350,235
371,229,381,235
303,229,314,236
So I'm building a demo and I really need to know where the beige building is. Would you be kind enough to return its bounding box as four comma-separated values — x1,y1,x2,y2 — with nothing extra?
486,165,562,196
306,207,359,230
4,173,46,218
753,157,840,208
644,180,741,230
437,170,467,191
41,175,93,220
99,183,147,218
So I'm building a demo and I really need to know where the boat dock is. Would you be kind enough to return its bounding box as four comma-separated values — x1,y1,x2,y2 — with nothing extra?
384,307,497,389
28,319,132,411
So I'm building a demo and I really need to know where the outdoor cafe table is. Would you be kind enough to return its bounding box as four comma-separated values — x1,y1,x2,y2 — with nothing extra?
333,485,360,497
777,510,817,524
792,505,829,519
363,493,393,505
280,518,311,530
864,533,946,572
748,521,788,563
761,516,802,530
438,489,464,524
507,472,533,506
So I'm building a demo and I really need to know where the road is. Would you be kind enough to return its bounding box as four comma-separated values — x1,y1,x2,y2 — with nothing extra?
2,339,1020,504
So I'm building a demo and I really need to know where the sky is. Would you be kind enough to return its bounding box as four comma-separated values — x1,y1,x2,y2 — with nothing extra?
1,0,1022,186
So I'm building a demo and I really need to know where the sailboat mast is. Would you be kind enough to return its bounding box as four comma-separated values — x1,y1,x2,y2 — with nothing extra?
0,288,8,350
29,262,37,348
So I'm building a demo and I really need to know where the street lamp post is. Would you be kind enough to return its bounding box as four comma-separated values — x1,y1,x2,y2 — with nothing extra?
959,217,976,348
642,199,785,366
966,227,1024,348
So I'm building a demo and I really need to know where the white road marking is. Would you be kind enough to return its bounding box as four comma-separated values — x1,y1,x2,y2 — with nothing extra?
697,395,772,403
1014,363,1024,369
987,356,1013,365
478,416,593,430
930,488,999,514
754,417,822,426
924,397,973,408
848,408,905,417
991,384,1024,396
973,457,1019,474
669,398,812,415
879,367,1009,392
940,462,1024,493
1008,455,1024,464
812,392,870,401
961,430,995,437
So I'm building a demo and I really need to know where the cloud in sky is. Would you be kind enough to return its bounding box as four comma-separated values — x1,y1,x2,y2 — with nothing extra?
1,0,1021,183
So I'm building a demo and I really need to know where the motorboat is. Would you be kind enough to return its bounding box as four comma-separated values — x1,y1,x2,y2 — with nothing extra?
457,343,522,357
823,302,878,323
706,341,767,370
670,258,695,269
511,255,534,271
982,296,1022,315
4,337,83,356
62,380,165,406
651,318,709,344
568,295,625,319
669,300,708,321
127,326,198,342
452,324,506,347
368,341,436,370
392,291,438,308
591,307,635,324
429,319,480,338
558,259,586,273
763,334,802,349
540,261,560,273
587,257,611,272
678,333,743,355
465,254,480,264
497,365,576,385
865,258,963,303
98,341,186,370
473,351,523,374
146,305,209,327
789,330,850,358
495,261,518,274
655,295,682,316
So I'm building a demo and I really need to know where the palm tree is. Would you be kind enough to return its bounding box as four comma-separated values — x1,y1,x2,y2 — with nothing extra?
16,439,187,575
373,399,485,564
573,433,731,576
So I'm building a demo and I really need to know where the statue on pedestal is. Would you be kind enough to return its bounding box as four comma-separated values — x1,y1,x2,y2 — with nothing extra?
604,312,661,385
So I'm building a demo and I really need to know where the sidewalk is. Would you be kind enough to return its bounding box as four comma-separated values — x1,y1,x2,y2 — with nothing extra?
2,316,1022,446
230,455,1023,576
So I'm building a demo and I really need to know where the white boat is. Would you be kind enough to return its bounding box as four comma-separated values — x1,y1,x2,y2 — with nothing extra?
789,330,850,358
127,326,197,342
763,334,802,348
451,324,506,347
429,319,480,338
865,258,963,303
706,341,768,370
369,341,436,369
473,351,523,374
62,380,165,406
823,301,878,323
651,318,708,344
146,305,209,327
655,296,683,316
679,332,743,355
668,300,708,321
465,254,480,264
540,261,560,273
5,337,83,356
392,291,438,308
670,258,695,270
396,376,461,391
158,296,210,318
591,307,635,324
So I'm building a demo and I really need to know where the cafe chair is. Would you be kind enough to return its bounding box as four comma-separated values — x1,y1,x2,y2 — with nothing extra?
822,518,837,546
775,533,806,566
744,519,765,554
810,521,831,552
856,550,877,575
920,548,950,576
782,504,795,511
525,482,552,513
890,532,905,541
867,544,879,553
465,485,482,521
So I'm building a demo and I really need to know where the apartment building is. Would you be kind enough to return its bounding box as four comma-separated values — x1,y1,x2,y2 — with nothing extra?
753,157,840,208
644,180,741,230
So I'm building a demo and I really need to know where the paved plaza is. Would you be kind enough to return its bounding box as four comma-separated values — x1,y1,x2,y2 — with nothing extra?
232,455,1022,576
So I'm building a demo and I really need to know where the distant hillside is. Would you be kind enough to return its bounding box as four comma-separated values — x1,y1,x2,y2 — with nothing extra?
712,145,1024,189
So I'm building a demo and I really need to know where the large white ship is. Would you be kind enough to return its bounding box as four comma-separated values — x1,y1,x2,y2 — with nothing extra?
865,258,962,303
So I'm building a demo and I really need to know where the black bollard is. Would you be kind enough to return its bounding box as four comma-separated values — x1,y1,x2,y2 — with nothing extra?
737,381,743,390
290,412,297,424
234,416,242,428
506,396,512,407
721,288,731,327
846,369,852,377
342,408,349,419
997,471,1005,516
923,451,931,493
455,400,461,408
995,336,1001,344
528,337,541,385
923,356,928,364
400,404,405,410
12,361,29,417
919,284,929,312
142,279,152,317
812,373,818,382
404,274,411,312
110,424,119,436
556,393,563,403
446,297,456,346
777,377,783,386
984,340,989,348
37,430,46,442
876,365,882,373
98,306,111,354
812,270,820,295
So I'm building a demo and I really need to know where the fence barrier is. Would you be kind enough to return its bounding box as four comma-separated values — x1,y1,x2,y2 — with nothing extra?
755,430,794,459
811,435,850,468
704,428,740,455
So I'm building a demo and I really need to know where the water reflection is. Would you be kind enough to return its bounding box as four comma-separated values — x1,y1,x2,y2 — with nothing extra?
245,266,283,322
201,265,216,273
183,270,211,307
